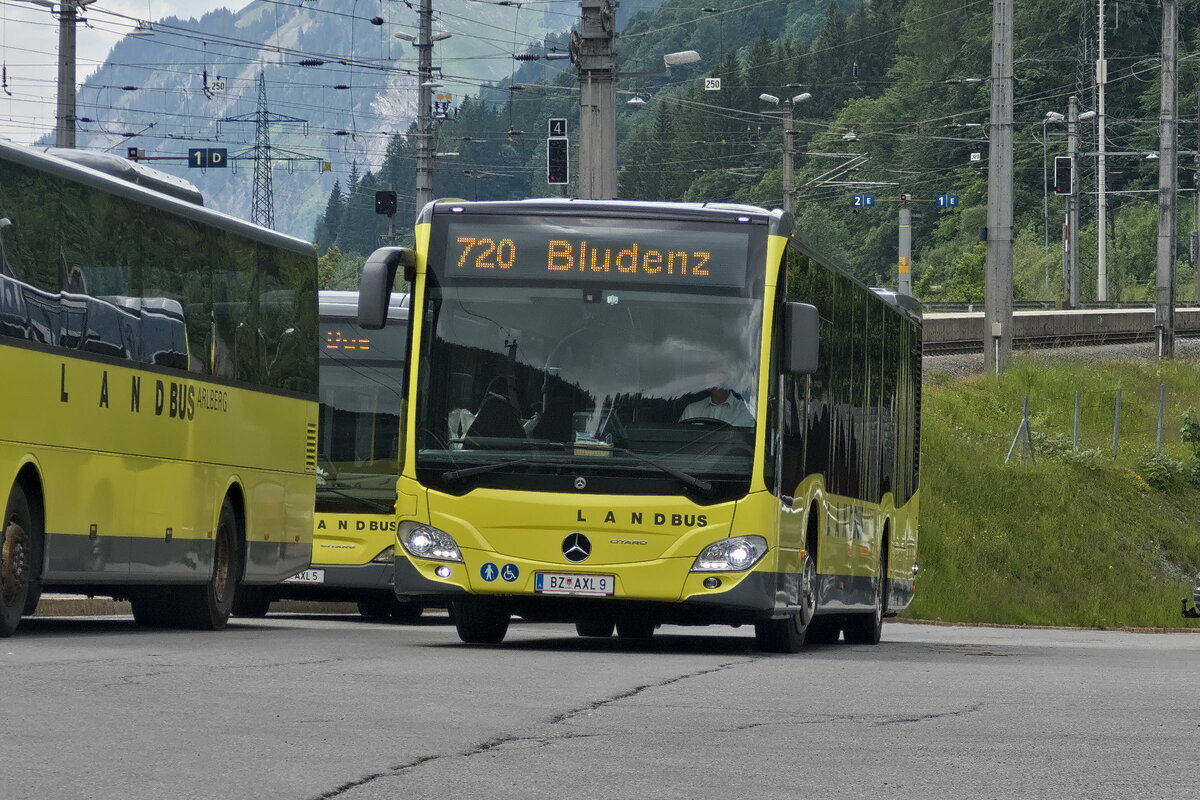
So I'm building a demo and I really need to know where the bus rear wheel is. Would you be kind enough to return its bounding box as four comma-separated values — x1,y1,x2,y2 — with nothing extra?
844,551,887,645
453,598,509,644
0,485,36,638
576,619,615,638
175,498,241,630
232,587,272,618
615,619,655,639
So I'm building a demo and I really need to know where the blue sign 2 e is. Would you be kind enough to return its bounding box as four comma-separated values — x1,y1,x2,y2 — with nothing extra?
851,194,876,208
480,563,499,582
936,194,960,208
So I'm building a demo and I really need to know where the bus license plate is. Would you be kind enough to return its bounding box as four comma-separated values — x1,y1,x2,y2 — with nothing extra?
535,572,614,596
283,569,325,584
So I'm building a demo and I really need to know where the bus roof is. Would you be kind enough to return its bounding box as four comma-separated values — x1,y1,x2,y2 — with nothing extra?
416,198,792,239
42,148,205,206
0,138,315,258
320,290,408,320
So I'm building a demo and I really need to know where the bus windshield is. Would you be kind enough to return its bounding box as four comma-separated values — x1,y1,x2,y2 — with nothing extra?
416,213,765,500
317,316,405,512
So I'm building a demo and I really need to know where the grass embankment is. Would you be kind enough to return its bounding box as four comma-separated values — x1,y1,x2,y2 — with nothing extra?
909,356,1200,628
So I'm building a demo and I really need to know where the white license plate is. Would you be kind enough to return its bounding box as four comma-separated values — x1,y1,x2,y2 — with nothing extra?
283,569,325,584
534,572,615,596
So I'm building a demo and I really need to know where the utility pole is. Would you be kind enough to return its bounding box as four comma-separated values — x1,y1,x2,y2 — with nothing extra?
54,0,95,148
898,202,912,296
984,0,1014,373
1194,77,1199,304
1097,0,1109,300
782,111,795,214
1154,0,1178,358
1064,96,1083,308
415,0,434,213
572,0,618,199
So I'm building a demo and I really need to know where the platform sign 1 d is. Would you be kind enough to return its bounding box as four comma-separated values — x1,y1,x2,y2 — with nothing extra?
188,148,227,169
851,194,876,208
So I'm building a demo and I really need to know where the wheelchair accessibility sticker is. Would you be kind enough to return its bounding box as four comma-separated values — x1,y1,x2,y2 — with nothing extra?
501,563,520,582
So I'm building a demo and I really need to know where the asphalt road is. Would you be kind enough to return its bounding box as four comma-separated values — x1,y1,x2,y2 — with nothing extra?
2,614,1197,800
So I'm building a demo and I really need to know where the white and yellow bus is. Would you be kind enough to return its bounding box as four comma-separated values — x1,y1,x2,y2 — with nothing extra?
232,291,421,621
0,141,318,636
358,199,920,652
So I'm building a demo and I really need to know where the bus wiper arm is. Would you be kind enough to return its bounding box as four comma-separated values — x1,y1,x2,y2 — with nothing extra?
609,446,712,493
442,459,529,482
316,486,393,513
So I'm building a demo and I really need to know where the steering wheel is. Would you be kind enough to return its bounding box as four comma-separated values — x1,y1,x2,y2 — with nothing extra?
680,417,735,429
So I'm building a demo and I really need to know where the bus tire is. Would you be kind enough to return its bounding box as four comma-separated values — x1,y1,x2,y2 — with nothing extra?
805,618,841,644
453,599,509,644
615,619,655,639
232,587,272,618
754,548,818,653
175,498,241,631
0,485,36,638
391,600,424,624
844,549,887,645
576,619,615,638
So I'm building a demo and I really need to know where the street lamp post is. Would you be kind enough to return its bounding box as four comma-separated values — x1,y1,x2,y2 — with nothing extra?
759,92,812,214
1042,111,1064,255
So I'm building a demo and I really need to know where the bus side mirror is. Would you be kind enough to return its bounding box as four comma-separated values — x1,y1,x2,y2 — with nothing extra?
358,247,415,329
783,302,819,374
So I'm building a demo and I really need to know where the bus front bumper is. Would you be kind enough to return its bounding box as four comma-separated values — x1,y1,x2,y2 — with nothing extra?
394,553,780,622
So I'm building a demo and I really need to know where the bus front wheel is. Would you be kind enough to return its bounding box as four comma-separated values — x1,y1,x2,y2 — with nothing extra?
452,598,509,644
0,485,36,638
754,551,818,653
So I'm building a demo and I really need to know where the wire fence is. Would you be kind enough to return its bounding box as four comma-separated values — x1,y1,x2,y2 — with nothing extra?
1005,383,1196,465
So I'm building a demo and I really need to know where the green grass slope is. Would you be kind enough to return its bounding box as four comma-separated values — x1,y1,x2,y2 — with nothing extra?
909,355,1200,628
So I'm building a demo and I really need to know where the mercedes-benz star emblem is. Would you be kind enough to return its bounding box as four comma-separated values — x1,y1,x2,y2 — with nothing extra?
574,476,587,490
562,533,591,563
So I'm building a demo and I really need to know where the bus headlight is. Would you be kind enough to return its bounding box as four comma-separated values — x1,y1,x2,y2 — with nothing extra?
398,522,463,563
690,536,768,572
371,545,395,564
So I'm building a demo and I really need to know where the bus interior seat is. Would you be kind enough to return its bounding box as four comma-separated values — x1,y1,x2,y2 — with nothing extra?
466,390,526,441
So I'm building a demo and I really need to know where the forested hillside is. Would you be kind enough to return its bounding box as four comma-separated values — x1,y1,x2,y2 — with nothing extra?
314,0,1200,302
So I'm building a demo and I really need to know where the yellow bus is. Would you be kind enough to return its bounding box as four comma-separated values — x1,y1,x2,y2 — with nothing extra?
0,141,318,636
232,290,421,621
357,199,920,652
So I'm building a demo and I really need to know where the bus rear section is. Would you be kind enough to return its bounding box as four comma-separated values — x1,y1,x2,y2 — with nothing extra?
359,199,919,652
232,291,422,621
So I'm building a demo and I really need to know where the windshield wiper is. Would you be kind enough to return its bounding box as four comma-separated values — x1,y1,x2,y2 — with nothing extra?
316,486,392,513
442,459,530,482
525,440,713,493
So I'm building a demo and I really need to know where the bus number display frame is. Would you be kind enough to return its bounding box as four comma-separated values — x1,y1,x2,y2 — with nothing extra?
432,215,759,290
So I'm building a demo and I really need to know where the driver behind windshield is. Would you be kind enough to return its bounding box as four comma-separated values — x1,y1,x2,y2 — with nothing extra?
679,386,755,427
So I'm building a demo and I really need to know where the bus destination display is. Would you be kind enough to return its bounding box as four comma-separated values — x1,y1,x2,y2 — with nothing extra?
321,323,405,361
439,217,753,287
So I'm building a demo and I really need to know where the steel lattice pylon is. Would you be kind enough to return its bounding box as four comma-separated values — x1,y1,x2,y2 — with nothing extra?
220,71,312,230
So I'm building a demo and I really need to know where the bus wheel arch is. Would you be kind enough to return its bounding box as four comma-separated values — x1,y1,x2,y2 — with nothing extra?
1,468,44,637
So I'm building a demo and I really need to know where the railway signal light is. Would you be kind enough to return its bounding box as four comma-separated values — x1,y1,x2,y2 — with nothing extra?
547,137,569,185
375,190,397,217
1053,156,1073,195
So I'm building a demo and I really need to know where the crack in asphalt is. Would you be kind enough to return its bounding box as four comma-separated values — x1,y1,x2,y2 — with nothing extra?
309,659,751,800
875,702,985,726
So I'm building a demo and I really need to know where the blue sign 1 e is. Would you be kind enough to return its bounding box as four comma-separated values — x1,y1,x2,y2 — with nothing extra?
851,194,876,207
936,194,960,208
